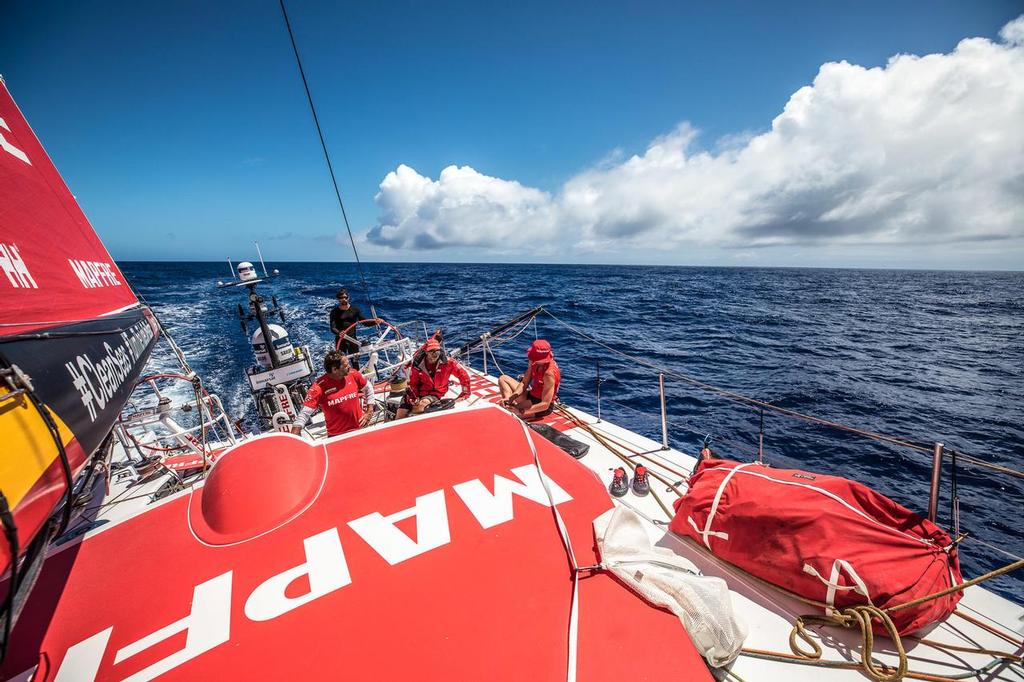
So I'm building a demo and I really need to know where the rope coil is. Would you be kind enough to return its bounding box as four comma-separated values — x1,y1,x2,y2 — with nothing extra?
791,606,907,682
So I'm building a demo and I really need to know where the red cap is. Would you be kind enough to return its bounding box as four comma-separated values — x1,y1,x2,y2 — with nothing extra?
527,339,552,362
423,338,441,352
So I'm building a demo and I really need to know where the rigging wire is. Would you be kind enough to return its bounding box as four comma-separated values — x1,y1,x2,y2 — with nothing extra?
539,307,1022,479
278,0,378,317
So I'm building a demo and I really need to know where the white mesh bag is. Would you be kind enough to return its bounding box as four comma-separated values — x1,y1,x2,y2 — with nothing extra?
594,506,746,667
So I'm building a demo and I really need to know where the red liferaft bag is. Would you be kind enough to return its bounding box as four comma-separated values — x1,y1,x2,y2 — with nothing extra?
670,458,962,634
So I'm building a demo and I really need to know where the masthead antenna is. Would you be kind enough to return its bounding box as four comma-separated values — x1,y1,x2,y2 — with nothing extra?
254,241,269,277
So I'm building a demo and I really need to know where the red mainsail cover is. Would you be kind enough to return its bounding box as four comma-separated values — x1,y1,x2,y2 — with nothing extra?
1,409,712,681
671,458,963,635
0,78,139,336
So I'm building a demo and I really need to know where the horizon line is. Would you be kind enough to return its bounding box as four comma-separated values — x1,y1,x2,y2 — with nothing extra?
113,259,1024,274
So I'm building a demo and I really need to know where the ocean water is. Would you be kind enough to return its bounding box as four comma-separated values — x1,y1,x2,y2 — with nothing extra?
122,262,1024,601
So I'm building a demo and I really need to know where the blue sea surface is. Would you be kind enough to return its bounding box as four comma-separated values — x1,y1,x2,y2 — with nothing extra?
122,262,1024,601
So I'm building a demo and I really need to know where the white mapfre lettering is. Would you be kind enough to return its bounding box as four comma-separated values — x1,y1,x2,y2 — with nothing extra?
245,528,351,621
48,573,232,682
69,258,121,289
453,464,572,529
52,628,112,682
20,466,575,682
0,242,37,289
0,117,30,165
348,489,451,565
114,572,232,682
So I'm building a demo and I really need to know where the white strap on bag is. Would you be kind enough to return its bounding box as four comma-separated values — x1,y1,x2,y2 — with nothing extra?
803,559,873,617
688,463,754,549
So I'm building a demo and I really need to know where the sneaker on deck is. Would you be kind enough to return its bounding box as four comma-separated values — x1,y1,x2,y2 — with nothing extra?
631,466,650,496
608,467,629,497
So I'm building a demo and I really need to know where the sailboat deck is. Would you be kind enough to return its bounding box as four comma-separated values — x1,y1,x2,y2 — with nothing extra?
84,366,1024,681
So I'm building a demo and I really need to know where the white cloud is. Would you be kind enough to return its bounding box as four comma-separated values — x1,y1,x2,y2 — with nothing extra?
367,164,557,249
368,17,1024,257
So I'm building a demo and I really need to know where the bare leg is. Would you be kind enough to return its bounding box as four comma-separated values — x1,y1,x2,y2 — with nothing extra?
411,398,432,415
396,407,410,419
512,393,532,416
498,374,522,400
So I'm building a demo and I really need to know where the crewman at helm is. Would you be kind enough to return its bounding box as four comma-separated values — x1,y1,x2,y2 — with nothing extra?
396,335,470,418
498,339,561,419
291,350,375,436
330,288,375,369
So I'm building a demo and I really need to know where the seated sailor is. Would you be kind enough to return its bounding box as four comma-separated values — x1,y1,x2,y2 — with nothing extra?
291,350,375,436
396,336,470,418
498,339,560,419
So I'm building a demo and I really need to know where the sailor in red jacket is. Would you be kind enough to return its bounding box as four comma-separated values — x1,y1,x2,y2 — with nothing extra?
290,350,375,436
498,339,561,419
396,336,470,418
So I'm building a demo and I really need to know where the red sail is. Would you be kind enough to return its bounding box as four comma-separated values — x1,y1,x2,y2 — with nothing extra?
0,78,139,336
0,79,158,575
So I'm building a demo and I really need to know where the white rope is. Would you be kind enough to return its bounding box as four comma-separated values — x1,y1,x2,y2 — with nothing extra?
517,416,580,682
483,337,505,377
487,315,537,348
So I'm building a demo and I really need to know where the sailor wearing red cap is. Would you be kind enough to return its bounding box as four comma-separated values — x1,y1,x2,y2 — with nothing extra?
396,335,471,418
291,350,375,436
498,339,561,419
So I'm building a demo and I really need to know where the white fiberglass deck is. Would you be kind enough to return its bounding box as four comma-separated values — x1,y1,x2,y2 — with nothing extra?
87,367,1023,681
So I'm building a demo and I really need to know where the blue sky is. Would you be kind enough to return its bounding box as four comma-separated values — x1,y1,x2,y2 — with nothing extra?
2,1,1022,268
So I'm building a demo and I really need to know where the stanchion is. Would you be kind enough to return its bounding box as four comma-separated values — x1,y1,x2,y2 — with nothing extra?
659,373,668,450
758,407,765,464
928,442,944,522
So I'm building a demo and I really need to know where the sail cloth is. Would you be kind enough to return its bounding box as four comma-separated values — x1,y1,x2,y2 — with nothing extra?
0,79,158,573
671,458,963,635
0,79,140,335
594,505,746,667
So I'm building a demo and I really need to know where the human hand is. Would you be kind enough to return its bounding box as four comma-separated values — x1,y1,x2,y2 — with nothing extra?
359,407,375,427
289,425,302,435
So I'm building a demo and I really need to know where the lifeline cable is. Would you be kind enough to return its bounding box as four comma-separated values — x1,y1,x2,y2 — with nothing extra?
540,307,1023,479
279,0,378,318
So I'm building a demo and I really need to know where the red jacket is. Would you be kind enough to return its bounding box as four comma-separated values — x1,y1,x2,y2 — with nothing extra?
408,356,470,401
528,358,560,400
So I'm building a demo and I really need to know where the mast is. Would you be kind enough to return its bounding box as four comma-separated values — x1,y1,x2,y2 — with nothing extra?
248,281,281,369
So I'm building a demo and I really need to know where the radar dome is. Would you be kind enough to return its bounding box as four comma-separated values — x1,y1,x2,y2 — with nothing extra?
237,261,257,282
251,324,295,368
